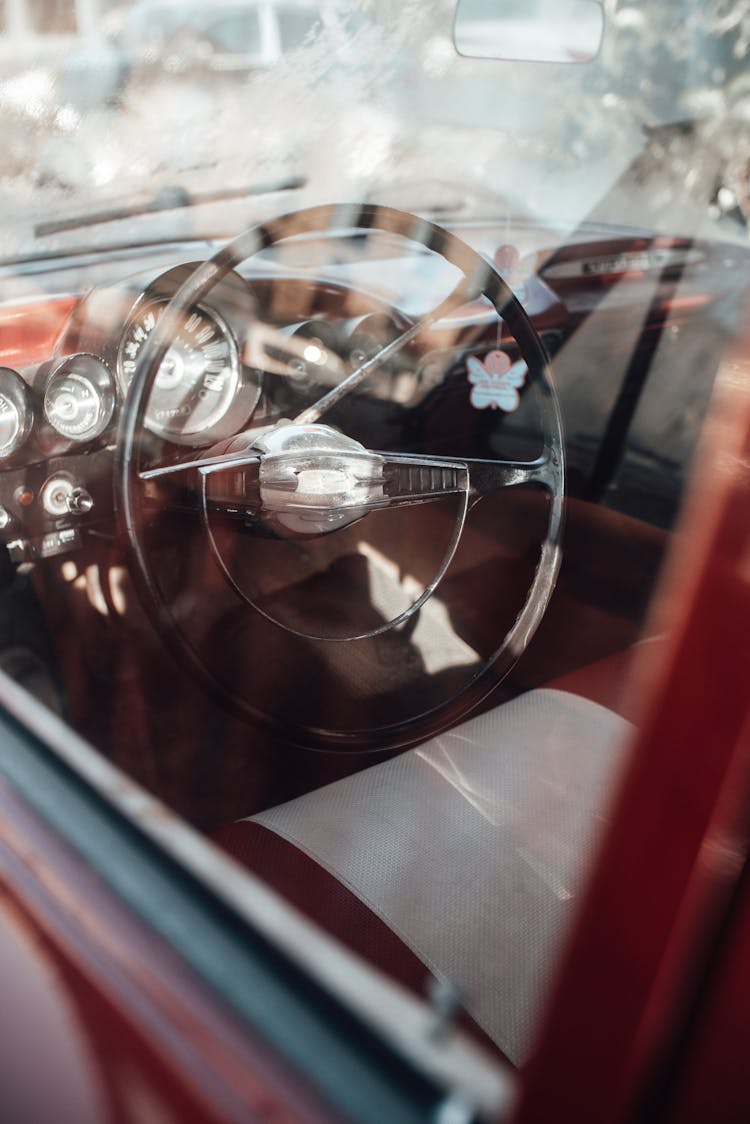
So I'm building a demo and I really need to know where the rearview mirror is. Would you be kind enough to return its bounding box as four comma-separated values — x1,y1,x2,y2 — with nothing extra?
453,0,604,63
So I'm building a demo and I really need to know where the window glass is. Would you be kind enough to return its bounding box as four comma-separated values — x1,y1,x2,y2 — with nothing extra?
27,0,77,33
277,6,321,49
0,0,746,1081
208,11,263,54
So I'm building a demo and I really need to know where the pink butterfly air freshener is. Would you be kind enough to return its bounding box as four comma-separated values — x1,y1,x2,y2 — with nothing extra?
466,350,528,412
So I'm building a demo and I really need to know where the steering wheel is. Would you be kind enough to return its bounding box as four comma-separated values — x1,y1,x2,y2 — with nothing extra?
115,204,564,751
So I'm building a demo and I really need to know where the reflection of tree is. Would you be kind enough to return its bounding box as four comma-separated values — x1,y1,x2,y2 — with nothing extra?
464,0,750,232
0,0,749,240
13,0,132,35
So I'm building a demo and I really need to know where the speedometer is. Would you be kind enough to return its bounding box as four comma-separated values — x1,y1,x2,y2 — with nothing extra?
118,300,242,443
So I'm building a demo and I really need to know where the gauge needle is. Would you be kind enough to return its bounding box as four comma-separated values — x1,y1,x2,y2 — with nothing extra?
293,274,485,425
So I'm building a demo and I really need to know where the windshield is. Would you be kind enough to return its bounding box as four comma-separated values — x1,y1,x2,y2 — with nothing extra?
0,0,748,260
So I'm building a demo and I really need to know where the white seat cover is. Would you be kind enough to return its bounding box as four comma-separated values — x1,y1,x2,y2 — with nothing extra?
249,688,633,1063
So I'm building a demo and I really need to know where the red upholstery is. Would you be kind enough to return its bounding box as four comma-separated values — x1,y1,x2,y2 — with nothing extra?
548,645,640,723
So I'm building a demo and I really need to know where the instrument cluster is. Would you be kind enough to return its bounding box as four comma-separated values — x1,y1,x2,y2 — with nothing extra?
0,264,266,561
0,261,491,563
0,266,266,467
0,353,118,495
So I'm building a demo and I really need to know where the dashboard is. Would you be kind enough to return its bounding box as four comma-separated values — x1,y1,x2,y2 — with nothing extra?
0,265,400,561
0,251,544,568
0,215,743,574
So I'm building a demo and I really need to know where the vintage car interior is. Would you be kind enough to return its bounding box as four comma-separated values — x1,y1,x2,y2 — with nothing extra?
0,193,744,1066
0,0,748,1086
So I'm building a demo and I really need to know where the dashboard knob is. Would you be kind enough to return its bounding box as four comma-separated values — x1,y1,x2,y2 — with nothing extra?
40,476,93,518
66,488,94,515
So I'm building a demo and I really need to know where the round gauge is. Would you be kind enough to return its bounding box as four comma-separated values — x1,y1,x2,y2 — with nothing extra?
0,367,32,459
118,300,241,443
44,355,115,443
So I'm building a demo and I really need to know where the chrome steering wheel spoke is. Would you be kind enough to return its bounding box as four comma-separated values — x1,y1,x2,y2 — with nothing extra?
117,202,565,748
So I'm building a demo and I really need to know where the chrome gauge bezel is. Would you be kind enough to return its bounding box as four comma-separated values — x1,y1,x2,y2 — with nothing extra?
43,354,116,444
117,298,246,445
0,366,32,460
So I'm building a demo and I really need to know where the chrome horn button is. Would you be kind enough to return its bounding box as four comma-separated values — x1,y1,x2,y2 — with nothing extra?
253,423,386,536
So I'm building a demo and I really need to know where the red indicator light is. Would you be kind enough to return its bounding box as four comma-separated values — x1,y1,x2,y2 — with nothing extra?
16,489,34,507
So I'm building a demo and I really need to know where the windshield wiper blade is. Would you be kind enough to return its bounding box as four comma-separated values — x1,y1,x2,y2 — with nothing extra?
34,175,307,238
